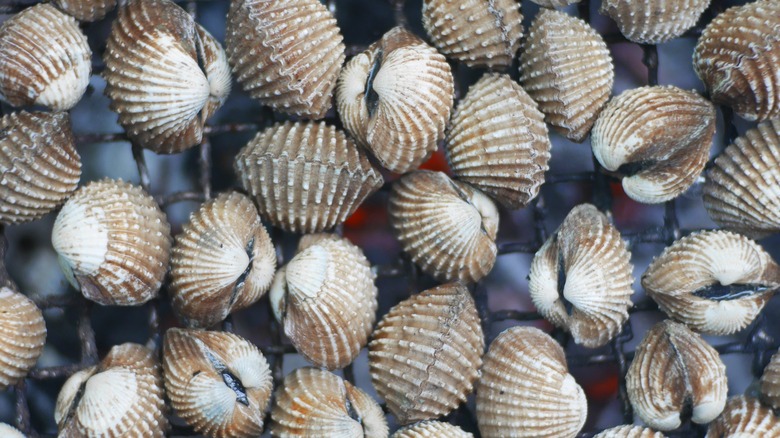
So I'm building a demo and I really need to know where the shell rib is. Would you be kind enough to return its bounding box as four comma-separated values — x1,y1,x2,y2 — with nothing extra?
0,287,46,390
706,396,780,437
445,73,551,209
392,421,474,438
0,424,24,438
369,283,484,424
594,425,667,438
761,349,780,410
531,0,581,6
53,0,117,21
600,0,711,44
0,3,91,110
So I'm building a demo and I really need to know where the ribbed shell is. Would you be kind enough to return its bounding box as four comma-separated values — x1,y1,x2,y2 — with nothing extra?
0,424,24,438
445,73,551,209
476,326,587,438
0,111,81,225
591,85,716,204
706,396,780,437
234,121,383,233
531,0,581,7
703,119,780,239
369,283,484,424
600,0,711,44
519,9,614,142
336,27,454,173
271,367,388,438
626,320,727,431
642,230,780,335
55,343,167,437
0,3,91,110
53,0,117,21
693,1,780,122
51,179,172,306
529,204,634,348
594,425,667,438
761,350,780,410
389,170,498,283
269,234,377,370
0,287,46,390
171,192,276,328
163,328,273,438
225,0,344,119
392,421,474,438
421,0,523,69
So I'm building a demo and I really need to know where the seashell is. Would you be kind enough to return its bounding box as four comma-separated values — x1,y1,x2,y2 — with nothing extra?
593,425,667,438
0,111,81,225
271,367,388,438
626,320,727,431
642,230,780,335
369,283,484,424
53,0,117,21
234,121,383,234
104,0,231,154
0,3,91,110
170,192,276,328
269,233,377,369
421,0,523,69
706,396,780,437
703,119,780,239
0,424,24,438
529,203,634,348
519,9,614,143
0,287,46,390
445,73,551,209
225,0,344,119
693,1,780,122
55,343,167,437
392,421,474,438
163,328,273,438
51,179,172,306
600,0,711,44
336,27,454,173
760,349,780,410
476,326,587,438
530,0,581,7
591,85,716,204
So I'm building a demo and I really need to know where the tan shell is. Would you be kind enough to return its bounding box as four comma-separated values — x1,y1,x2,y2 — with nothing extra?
530,0,581,7
594,425,667,438
591,85,716,204
234,121,383,233
421,0,523,69
626,320,727,431
529,204,634,348
271,367,388,438
693,1,780,122
0,111,81,225
519,9,614,142
53,0,117,21
369,283,484,424
55,343,167,437
163,328,273,438
170,192,276,328
703,119,780,239
0,423,24,438
225,0,344,119
445,73,551,209
104,0,231,154
706,396,780,437
600,0,711,44
269,234,377,369
761,349,780,410
0,287,46,390
336,27,454,173
392,421,474,438
0,3,91,110
642,230,780,335
51,179,172,306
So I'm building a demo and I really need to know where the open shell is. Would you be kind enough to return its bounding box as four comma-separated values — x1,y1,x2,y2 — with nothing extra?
706,396,780,437
0,287,46,390
760,349,780,410
392,421,473,438
600,0,711,44
594,425,666,438
53,0,117,21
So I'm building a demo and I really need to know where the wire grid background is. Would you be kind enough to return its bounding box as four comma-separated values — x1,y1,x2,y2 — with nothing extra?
1,0,779,436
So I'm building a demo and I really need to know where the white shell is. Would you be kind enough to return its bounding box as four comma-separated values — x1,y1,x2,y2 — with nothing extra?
0,423,25,438
594,425,667,438
392,421,474,438
600,0,711,44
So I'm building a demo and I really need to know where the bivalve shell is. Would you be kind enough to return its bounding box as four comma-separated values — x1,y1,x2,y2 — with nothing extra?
706,396,780,437
53,0,117,21
0,424,24,438
392,421,474,438
600,0,711,44
594,425,666,438
0,287,46,390
760,349,780,410
531,0,581,7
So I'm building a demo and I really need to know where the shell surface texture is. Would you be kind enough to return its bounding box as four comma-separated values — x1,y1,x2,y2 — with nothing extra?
761,349,780,410
392,421,474,438
600,0,711,44
53,0,117,21
591,85,716,204
594,425,667,438
531,0,581,6
0,287,46,390
706,396,780,437
0,423,25,438
336,26,454,174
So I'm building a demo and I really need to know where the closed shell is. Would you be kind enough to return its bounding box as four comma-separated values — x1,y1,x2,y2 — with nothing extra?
706,396,780,437
0,424,24,438
760,349,780,410
600,0,711,44
53,0,117,21
594,425,666,438
392,421,473,438
531,0,581,7
0,287,46,390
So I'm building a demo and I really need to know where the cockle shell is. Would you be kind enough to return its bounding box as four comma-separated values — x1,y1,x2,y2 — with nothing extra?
0,287,46,390
104,0,231,154
626,320,727,431
476,326,587,437
421,0,523,69
693,1,780,122
171,192,276,328
642,230,780,335
0,424,24,438
445,73,551,209
519,9,614,143
271,367,389,438
226,0,345,119
0,111,81,225
529,203,633,348
703,119,780,239
392,421,474,438
531,0,581,7
269,234,377,369
591,85,716,204
51,179,172,306
336,27,454,173
760,349,780,410
369,283,484,424
600,0,711,44
706,396,780,437
53,0,117,21
389,170,498,283
55,343,167,437
163,328,273,438
0,3,91,110
234,121,383,233
594,425,666,438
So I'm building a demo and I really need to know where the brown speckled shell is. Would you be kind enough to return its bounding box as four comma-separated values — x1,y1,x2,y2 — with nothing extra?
601,0,711,44
761,349,780,410
706,396,780,437
54,0,117,21
594,425,666,438
392,421,474,438
0,287,46,390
